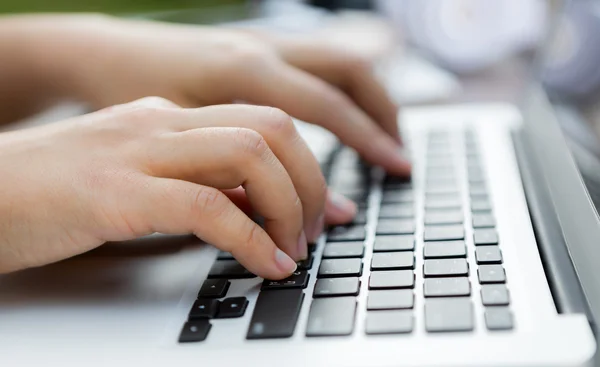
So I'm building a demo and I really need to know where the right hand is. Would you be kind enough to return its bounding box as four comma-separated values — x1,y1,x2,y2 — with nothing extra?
0,98,356,279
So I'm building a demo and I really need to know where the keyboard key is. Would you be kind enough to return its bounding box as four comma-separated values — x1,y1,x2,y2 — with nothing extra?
365,310,413,335
216,297,248,319
313,277,360,297
189,299,220,319
485,307,514,330
262,271,309,290
376,219,415,235
472,213,496,228
246,289,304,339
306,297,357,336
378,204,414,219
423,241,466,258
475,246,503,264
474,229,499,245
296,254,314,270
381,190,414,204
478,265,506,283
425,197,462,210
322,242,365,258
369,270,414,289
469,185,487,196
424,210,463,225
318,259,363,278
471,200,492,212
208,260,255,279
198,279,230,298
424,259,469,277
424,225,464,241
308,243,317,253
424,278,471,297
179,320,212,343
352,210,368,224
481,285,510,306
367,290,414,310
371,252,415,270
426,185,459,195
328,225,366,242
373,235,414,252
216,251,235,260
425,298,474,332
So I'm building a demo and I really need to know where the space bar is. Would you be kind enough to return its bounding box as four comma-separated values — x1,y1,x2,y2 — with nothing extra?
246,289,304,339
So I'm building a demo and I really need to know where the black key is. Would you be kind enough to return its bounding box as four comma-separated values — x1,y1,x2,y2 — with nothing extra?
217,251,235,260
369,270,414,289
425,298,474,332
216,297,248,319
179,320,212,343
426,185,459,196
352,210,368,224
485,307,514,330
474,229,499,245
481,284,510,306
246,289,304,339
373,235,414,252
318,258,363,278
371,252,415,270
424,210,463,225
423,241,466,258
296,254,314,270
306,297,356,336
189,299,220,319
365,310,413,335
328,225,366,242
472,213,496,228
376,219,415,235
308,243,318,253
381,190,414,204
471,200,492,212
478,264,506,283
313,277,360,297
367,290,414,310
425,197,462,210
469,185,487,196
322,242,365,258
424,259,469,277
198,279,230,298
424,278,471,297
208,260,255,279
475,246,503,264
378,204,414,219
262,271,309,290
424,225,464,241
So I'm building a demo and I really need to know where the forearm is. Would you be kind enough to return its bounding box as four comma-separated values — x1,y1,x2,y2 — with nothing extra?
0,14,114,124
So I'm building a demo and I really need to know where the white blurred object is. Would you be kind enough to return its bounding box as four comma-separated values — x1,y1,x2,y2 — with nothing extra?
376,0,547,73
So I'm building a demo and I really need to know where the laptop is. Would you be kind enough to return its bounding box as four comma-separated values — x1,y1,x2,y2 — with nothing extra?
1,2,600,367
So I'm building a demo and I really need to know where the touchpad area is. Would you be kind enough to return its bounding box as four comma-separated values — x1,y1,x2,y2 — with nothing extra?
0,234,215,348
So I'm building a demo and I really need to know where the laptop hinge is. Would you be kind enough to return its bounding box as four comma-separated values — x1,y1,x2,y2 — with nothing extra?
513,128,594,323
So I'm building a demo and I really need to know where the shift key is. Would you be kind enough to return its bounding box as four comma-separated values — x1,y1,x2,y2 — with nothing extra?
246,289,304,339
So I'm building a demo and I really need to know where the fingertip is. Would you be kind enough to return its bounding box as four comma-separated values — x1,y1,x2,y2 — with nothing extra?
325,191,358,225
274,248,298,276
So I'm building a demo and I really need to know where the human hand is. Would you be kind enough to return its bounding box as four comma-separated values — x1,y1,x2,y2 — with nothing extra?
0,98,355,279
52,15,410,175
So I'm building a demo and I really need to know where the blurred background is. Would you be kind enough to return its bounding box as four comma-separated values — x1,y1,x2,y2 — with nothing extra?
3,0,600,141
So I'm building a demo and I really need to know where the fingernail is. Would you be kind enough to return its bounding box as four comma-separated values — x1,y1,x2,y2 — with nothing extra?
329,191,358,216
297,230,308,260
307,213,325,243
275,248,297,274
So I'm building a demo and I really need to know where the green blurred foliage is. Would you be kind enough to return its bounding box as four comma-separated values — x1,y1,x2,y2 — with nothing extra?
0,0,245,14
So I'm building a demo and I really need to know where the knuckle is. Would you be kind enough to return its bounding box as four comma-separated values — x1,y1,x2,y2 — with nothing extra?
191,186,227,215
261,107,297,139
241,221,263,253
133,96,179,109
232,128,269,158
344,53,373,74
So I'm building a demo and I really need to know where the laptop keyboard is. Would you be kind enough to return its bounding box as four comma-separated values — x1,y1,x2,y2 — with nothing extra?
178,130,514,343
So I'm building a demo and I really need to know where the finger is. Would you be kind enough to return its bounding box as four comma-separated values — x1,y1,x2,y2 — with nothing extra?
272,40,401,143
221,187,254,216
324,190,358,226
143,126,307,260
230,61,410,176
160,104,331,242
134,177,298,280
97,96,181,114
